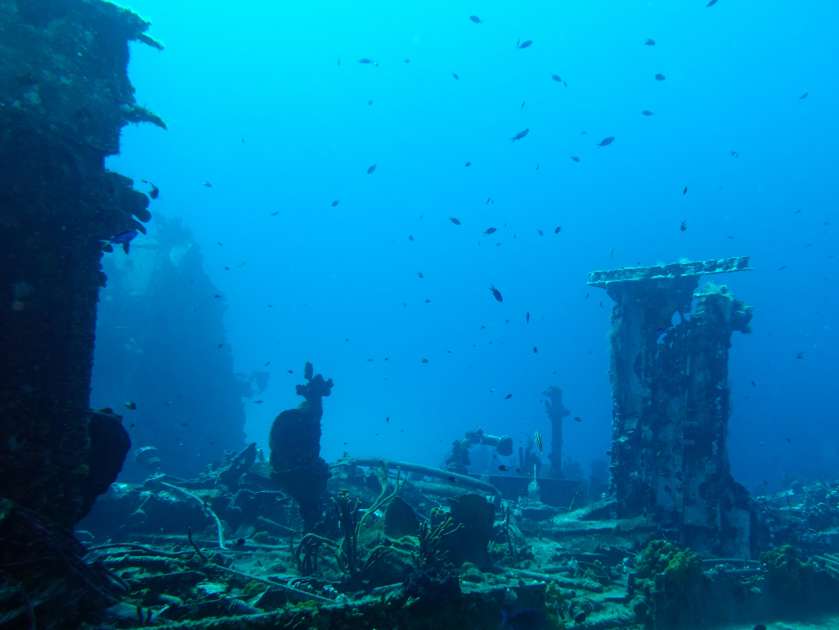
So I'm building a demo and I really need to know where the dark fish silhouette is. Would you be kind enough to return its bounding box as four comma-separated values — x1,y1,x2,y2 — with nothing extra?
450,216,462,225
554,225,562,234
367,164,377,174
551,74,568,86
490,285,503,302
644,38,656,46
682,186,688,195
533,346,538,353
706,0,718,6
680,220,687,232
124,401,137,410
516,39,533,49
107,230,138,254
142,179,159,199
655,73,666,81
358,58,375,64
511,128,530,141
526,311,530,323
799,91,809,100
598,136,615,147
469,15,482,24
504,393,512,400
497,464,509,472
452,72,460,80
484,227,497,235
331,199,340,207
421,357,429,364
570,155,581,162
641,109,655,116
464,161,471,167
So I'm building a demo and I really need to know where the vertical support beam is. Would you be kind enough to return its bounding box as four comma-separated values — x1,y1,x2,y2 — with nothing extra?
589,258,755,557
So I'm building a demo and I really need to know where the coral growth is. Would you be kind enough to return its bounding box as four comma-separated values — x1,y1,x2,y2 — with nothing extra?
269,362,333,530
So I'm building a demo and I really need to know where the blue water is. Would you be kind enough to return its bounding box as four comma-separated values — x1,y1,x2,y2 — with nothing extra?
96,0,839,490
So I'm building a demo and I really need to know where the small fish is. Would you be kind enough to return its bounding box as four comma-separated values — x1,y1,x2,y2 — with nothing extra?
534,431,543,452
554,225,562,234
799,91,809,100
417,272,424,278
449,216,462,225
124,401,137,410
644,38,656,46
795,351,805,359
537,229,544,236
331,200,340,207
358,58,375,65
203,181,213,188
526,311,531,323
254,399,264,404
464,161,471,167
682,186,688,195
706,0,718,6
504,393,512,400
107,230,138,254
729,149,739,158
551,74,564,84
421,357,429,364
511,128,530,142
469,15,482,24
408,234,415,241
452,72,460,80
573,416,583,423
655,73,666,81
424,298,431,303
598,136,615,147
751,380,757,387
484,227,497,235
532,346,538,353
516,39,533,49
520,100,526,110
367,164,377,175
570,155,581,163
498,464,509,472
270,210,279,216
142,180,159,199
680,220,687,232
641,109,655,116
385,416,390,423
490,285,503,302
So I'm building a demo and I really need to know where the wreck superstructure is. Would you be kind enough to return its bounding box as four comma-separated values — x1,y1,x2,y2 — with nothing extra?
0,1,162,624
589,257,756,557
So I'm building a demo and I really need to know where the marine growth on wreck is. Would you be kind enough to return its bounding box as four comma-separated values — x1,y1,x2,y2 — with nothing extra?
2,1,838,629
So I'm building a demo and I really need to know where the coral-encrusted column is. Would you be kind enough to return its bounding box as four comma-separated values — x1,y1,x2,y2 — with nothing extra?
589,257,756,557
0,0,162,527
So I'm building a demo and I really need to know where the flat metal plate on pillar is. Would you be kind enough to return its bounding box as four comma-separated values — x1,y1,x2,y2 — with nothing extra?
586,256,750,288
